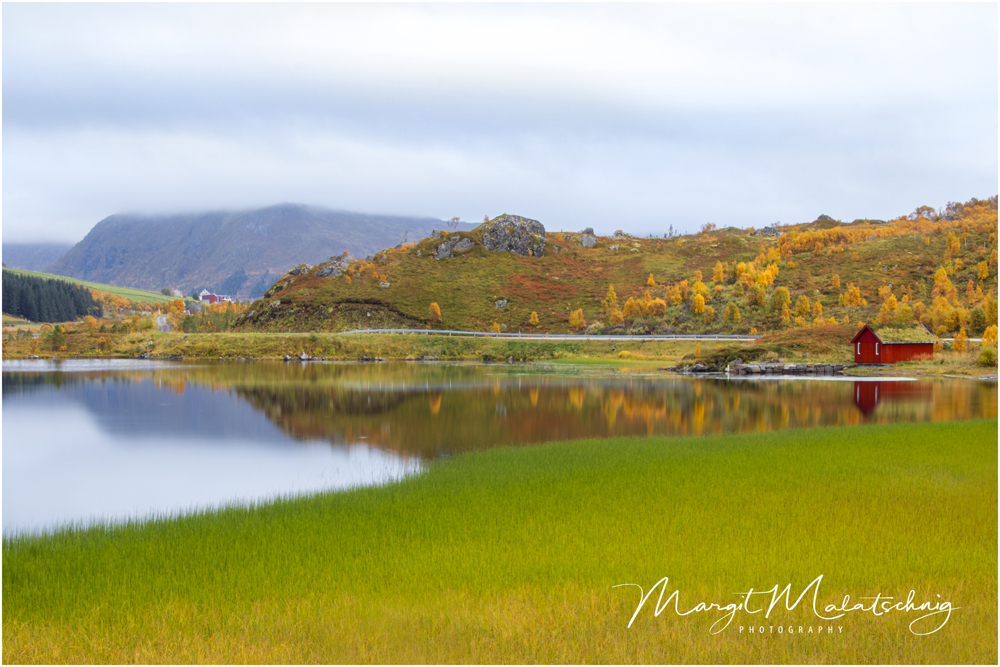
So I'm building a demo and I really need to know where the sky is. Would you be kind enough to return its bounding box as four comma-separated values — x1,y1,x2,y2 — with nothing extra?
2,2,997,244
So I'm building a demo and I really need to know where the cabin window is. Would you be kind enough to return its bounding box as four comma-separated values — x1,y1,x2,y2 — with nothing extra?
857,343,861,354
875,343,879,355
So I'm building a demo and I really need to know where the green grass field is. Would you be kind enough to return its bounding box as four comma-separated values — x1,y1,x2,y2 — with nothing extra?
4,420,996,663
2,267,175,305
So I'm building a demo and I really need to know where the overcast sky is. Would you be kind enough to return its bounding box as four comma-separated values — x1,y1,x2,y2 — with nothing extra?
3,2,997,243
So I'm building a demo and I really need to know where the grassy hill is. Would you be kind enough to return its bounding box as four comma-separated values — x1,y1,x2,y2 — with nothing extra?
47,204,474,298
233,198,999,338
2,268,174,305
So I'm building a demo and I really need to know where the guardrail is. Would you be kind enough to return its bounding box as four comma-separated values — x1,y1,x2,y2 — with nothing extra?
335,328,763,341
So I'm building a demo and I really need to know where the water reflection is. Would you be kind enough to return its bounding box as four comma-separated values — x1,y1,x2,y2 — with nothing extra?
4,361,995,533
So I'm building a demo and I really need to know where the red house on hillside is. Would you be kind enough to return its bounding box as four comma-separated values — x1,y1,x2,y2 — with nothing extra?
851,324,936,364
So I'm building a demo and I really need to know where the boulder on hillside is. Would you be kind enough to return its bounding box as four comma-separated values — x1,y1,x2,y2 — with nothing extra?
480,215,545,257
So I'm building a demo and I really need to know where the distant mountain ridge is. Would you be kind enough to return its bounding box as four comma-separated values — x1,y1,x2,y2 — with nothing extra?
1,243,74,272
47,204,475,297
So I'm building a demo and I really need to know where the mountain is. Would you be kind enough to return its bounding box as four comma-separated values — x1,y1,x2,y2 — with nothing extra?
47,204,476,298
232,198,998,337
1,243,74,272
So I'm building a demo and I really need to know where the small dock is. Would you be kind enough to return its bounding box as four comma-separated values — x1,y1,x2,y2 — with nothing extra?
727,362,848,375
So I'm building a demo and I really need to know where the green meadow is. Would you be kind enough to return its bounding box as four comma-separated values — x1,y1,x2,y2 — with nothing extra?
3,420,996,663
1,267,175,305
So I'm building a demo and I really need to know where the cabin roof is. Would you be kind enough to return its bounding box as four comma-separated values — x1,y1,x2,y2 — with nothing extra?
852,323,937,344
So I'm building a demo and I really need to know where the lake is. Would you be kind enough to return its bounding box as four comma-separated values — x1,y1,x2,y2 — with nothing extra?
3,359,996,534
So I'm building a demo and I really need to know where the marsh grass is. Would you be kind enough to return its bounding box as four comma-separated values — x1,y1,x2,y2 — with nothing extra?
4,420,997,663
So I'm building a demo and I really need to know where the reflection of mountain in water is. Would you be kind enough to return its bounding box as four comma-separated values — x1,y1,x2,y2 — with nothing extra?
5,363,994,461
3,373,290,446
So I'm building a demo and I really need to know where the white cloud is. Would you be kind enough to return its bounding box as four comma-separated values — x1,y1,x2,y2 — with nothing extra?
2,3,996,242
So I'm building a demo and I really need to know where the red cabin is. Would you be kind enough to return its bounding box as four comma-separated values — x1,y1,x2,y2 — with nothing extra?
850,324,936,364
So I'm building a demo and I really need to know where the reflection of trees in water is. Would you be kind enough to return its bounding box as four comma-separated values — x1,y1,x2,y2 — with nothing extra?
6,362,996,461
226,375,995,460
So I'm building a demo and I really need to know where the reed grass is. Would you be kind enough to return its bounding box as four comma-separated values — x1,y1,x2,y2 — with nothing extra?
4,420,996,663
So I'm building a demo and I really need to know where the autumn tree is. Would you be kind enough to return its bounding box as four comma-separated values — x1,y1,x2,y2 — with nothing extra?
693,294,705,314
982,325,998,347
704,306,716,324
831,274,841,289
724,302,741,325
609,308,624,325
678,279,690,302
648,298,667,317
812,301,823,319
947,231,960,256
747,284,766,307
569,308,586,330
894,303,914,326
851,252,859,261
429,302,442,322
621,297,637,319
795,295,811,317
713,261,726,283
769,287,790,314
953,327,968,352
647,274,656,287
845,284,863,307
978,261,989,280
529,311,539,327
932,267,952,298
606,284,618,307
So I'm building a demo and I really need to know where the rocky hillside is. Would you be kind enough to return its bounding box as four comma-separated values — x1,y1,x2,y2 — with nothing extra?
1,243,74,272
47,204,475,298
233,200,999,338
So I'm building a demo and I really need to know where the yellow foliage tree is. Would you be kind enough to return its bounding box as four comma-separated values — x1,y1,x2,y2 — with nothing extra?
606,284,618,306
703,306,716,324
978,261,989,280
693,294,705,314
831,274,841,289
648,298,667,317
622,297,637,319
795,295,811,317
647,274,656,287
609,308,624,325
953,327,968,352
982,325,998,347
851,252,859,261
947,232,960,256
713,261,725,283
569,308,586,330
429,302,442,322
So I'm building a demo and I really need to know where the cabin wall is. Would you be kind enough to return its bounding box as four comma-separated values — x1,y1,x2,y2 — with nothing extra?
882,342,934,363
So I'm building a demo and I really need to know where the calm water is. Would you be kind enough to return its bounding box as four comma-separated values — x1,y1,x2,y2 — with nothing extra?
3,359,996,534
